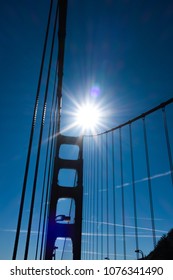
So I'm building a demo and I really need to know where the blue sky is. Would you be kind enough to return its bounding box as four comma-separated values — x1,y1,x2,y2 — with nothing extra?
0,0,173,259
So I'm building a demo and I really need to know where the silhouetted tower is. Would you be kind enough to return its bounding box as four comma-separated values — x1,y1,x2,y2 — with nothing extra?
44,135,83,259
44,0,83,260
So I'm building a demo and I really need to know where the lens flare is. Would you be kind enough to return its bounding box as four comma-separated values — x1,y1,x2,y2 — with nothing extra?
90,86,100,97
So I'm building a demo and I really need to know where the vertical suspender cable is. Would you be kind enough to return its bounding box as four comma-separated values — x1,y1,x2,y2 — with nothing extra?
143,117,156,248
101,134,104,259
162,107,173,186
96,136,99,259
84,137,89,259
129,123,139,258
83,138,88,259
98,135,102,259
39,84,58,260
61,239,66,260
40,92,58,260
91,139,94,259
94,138,98,259
12,0,53,260
39,104,57,259
90,138,94,259
111,131,117,259
24,1,59,260
94,139,97,259
87,138,91,259
91,139,95,259
106,133,109,258
89,137,92,259
87,137,92,259
119,128,126,259
41,95,59,260
35,51,59,260
82,139,85,259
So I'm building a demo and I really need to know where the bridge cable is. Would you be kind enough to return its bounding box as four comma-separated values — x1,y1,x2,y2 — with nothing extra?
111,131,117,259
101,134,104,259
92,141,96,260
35,37,59,260
40,90,58,260
90,140,93,259
142,117,156,248
83,138,89,259
39,96,58,260
83,138,88,259
91,140,95,259
119,128,126,259
85,138,91,259
129,123,139,259
41,90,61,260
85,97,173,137
24,0,59,259
85,139,89,259
12,0,53,260
34,75,56,259
94,139,98,259
96,137,99,259
106,133,109,259
92,140,95,259
162,107,173,186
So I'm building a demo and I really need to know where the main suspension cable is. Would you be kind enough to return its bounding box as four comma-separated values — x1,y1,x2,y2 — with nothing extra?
12,0,53,260
84,98,173,137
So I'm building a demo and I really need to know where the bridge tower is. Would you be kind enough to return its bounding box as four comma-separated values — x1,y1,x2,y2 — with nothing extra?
44,0,83,260
44,134,83,259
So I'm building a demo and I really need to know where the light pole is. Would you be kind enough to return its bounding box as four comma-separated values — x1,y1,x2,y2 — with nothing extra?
135,249,145,259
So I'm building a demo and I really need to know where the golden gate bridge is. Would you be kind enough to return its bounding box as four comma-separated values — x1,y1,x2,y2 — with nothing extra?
12,0,173,260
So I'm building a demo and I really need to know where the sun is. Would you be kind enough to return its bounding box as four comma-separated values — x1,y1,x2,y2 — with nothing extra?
61,93,108,135
74,102,101,132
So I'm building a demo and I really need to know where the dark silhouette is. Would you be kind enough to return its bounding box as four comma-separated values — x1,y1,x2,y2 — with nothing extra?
144,229,173,260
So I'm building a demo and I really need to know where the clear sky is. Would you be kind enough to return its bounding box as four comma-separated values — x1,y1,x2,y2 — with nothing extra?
0,0,173,260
